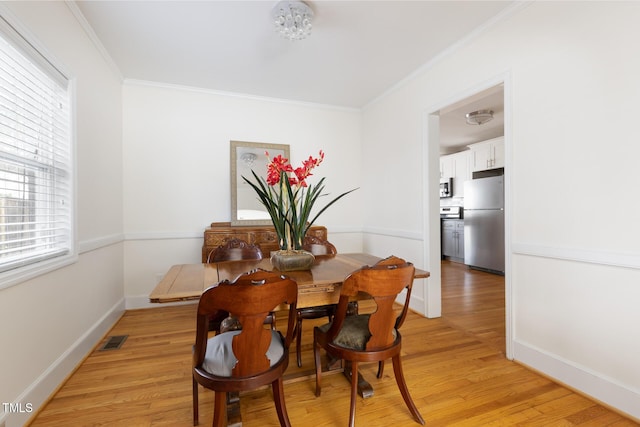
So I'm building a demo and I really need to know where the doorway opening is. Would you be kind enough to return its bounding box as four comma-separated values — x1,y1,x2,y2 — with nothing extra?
427,81,510,357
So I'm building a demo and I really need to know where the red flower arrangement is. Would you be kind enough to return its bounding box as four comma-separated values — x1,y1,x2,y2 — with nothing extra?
244,150,355,251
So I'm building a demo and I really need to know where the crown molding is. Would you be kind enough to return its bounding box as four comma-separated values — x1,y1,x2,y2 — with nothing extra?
65,1,123,82
123,78,361,113
363,1,533,111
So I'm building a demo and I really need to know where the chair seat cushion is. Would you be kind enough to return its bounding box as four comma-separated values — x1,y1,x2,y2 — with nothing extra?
203,329,284,377
318,315,398,351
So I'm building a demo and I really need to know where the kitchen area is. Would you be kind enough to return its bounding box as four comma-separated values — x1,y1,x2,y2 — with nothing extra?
438,85,505,275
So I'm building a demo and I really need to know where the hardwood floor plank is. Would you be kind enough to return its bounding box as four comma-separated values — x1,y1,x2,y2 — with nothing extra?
27,262,637,426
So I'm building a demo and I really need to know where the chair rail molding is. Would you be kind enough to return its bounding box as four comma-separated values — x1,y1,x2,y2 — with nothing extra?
362,226,422,241
512,242,640,270
79,233,125,254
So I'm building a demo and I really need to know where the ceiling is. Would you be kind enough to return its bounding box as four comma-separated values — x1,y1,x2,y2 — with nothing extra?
438,85,504,153
73,0,509,151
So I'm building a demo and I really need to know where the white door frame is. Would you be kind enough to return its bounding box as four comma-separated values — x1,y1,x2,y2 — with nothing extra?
421,72,513,360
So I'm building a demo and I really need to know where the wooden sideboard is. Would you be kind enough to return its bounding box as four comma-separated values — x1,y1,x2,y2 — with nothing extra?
202,222,328,262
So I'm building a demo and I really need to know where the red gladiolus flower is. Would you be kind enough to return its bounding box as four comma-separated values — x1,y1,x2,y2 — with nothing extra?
293,167,308,187
264,151,326,188
266,167,280,186
263,150,327,188
291,151,324,187
243,149,356,251
265,152,293,186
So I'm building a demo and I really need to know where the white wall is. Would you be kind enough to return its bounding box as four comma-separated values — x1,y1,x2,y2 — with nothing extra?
362,1,640,419
122,83,364,307
0,3,124,426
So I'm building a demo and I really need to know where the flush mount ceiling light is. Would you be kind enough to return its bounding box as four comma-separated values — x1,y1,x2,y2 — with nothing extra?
465,109,494,125
272,1,314,41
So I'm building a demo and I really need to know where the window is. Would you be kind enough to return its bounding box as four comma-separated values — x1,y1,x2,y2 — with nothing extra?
0,15,73,281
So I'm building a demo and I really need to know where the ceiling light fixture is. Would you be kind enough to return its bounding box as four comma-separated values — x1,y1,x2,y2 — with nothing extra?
465,109,494,125
272,1,314,41
466,109,494,125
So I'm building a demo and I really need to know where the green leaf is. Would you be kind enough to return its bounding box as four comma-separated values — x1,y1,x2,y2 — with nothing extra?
243,167,357,250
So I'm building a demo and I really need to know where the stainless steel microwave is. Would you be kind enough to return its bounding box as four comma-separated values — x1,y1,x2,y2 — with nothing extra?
439,178,452,198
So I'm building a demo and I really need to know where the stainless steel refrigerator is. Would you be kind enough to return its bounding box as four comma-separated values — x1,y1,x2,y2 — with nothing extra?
463,175,505,274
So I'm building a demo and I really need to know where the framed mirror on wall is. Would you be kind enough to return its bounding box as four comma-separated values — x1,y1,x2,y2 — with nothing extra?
230,140,290,226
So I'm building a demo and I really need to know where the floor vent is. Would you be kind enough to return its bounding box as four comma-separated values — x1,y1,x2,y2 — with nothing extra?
100,335,128,351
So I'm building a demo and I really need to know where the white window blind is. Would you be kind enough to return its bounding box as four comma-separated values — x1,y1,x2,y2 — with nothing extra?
0,18,72,274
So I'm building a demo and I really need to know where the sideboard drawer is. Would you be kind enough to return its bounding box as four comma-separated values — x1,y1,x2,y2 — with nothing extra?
253,231,279,245
204,232,251,247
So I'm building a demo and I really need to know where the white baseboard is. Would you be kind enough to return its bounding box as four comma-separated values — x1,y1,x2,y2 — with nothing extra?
3,299,125,427
407,295,425,316
513,340,640,421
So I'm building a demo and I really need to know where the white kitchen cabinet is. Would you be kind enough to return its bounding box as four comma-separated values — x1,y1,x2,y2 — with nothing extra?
468,136,504,172
440,155,455,179
452,150,469,197
440,150,470,197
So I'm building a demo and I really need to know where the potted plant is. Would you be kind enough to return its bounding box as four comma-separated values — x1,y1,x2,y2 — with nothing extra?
243,150,356,271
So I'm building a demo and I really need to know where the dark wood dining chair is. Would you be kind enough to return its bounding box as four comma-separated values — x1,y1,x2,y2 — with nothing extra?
293,236,354,367
302,235,337,256
206,237,263,263
205,238,275,332
313,256,425,426
192,269,298,427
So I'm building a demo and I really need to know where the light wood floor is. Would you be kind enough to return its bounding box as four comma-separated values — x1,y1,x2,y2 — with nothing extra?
28,261,638,426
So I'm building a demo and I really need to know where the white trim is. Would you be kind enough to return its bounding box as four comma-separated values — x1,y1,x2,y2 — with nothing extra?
0,4,72,83
124,231,203,241
513,340,640,421
0,7,78,293
421,73,513,355
0,253,78,291
0,234,123,291
422,113,442,319
320,226,362,235
407,293,425,316
512,243,640,270
361,226,422,241
4,298,125,427
503,74,514,360
124,79,361,113
78,234,124,254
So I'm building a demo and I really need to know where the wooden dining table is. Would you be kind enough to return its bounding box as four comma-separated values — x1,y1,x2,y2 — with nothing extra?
150,253,429,426
149,253,429,306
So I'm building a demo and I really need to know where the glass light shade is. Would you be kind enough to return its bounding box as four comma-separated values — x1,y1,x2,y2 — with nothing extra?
272,1,314,41
466,110,494,125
